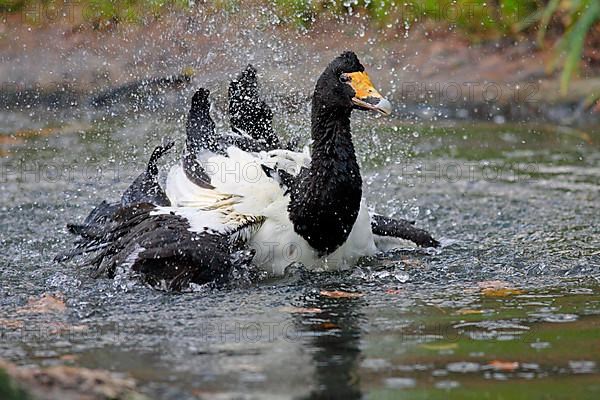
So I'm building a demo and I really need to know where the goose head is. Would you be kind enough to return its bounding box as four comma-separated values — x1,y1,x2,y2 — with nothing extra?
313,51,392,116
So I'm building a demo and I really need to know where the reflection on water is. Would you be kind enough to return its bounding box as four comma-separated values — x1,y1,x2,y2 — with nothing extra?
297,291,364,400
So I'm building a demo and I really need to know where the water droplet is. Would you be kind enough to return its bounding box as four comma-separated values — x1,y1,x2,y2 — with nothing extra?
446,362,480,373
435,380,460,390
385,377,416,389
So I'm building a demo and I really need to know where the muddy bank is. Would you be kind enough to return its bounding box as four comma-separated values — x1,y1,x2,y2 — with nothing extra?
1,11,599,127
0,292,147,399
0,357,146,400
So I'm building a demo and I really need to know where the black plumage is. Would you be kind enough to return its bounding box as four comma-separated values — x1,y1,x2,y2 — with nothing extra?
371,214,439,248
61,203,254,291
60,123,257,289
287,52,366,254
229,64,282,150
121,141,175,206
227,54,437,251
183,88,215,187
59,137,246,289
66,141,174,239
182,87,270,190
184,85,275,161
282,52,439,252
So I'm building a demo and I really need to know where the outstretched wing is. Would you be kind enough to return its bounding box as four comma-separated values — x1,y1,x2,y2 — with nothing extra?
66,140,175,240
229,64,281,150
58,202,262,291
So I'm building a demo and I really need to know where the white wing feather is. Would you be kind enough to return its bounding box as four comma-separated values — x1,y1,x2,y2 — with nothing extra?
164,145,376,275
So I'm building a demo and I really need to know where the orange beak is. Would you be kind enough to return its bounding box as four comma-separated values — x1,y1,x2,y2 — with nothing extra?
344,71,392,115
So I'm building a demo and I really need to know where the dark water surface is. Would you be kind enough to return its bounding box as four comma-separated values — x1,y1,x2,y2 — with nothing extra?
1,107,599,399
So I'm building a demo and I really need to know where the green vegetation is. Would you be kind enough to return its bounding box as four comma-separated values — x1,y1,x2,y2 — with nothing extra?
519,0,600,93
0,0,190,23
271,1,599,91
0,369,29,400
265,0,536,33
1,1,598,91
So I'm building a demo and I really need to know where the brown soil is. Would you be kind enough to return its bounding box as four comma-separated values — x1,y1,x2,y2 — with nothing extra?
1,9,599,122
1,357,145,400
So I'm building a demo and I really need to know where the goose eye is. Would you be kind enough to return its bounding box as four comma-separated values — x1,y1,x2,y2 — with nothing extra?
339,74,350,83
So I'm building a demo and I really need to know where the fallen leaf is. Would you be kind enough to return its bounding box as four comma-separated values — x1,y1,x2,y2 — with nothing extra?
0,135,24,145
401,257,424,268
279,306,322,314
36,365,137,398
385,289,403,295
421,343,458,351
317,322,339,330
456,308,484,315
488,360,519,371
320,290,364,299
14,127,59,138
0,318,24,329
477,281,523,297
482,288,524,297
17,293,66,314
0,358,144,400
579,131,593,145
7,123,89,140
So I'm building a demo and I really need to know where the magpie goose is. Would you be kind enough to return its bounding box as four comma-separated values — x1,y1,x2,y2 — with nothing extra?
61,51,438,290
167,51,438,276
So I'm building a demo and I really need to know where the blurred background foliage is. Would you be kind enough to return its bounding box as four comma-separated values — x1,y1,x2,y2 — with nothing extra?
0,0,599,91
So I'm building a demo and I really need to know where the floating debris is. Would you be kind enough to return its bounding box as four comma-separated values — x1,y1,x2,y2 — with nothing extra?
487,360,520,372
279,306,322,314
16,293,66,314
319,290,364,299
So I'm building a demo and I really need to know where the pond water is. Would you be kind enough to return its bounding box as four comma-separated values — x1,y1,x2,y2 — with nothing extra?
0,103,599,399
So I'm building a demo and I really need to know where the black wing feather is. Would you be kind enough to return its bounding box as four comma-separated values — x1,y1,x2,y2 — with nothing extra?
229,65,282,150
121,140,174,207
371,214,439,248
60,203,254,290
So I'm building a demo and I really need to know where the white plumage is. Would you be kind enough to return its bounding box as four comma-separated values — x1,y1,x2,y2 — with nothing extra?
165,146,377,275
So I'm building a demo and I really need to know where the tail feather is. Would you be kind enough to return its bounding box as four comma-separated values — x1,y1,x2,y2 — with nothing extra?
186,88,217,154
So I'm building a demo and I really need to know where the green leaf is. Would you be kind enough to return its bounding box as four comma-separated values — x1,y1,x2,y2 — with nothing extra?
537,0,561,44
558,0,600,93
